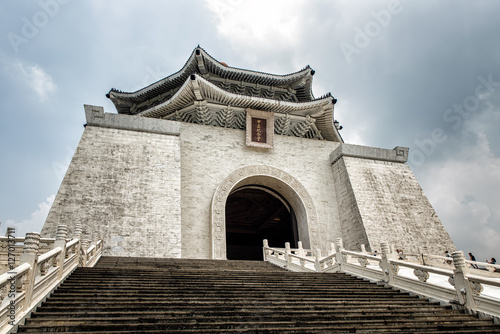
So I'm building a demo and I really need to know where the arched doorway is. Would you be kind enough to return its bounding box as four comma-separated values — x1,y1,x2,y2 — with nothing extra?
210,165,319,260
225,186,298,260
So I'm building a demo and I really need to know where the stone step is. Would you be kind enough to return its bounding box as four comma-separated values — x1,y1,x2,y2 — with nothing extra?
25,311,481,324
38,299,443,313
63,276,367,285
65,273,365,280
40,298,436,308
65,272,361,281
16,329,500,334
31,307,458,318
54,276,391,290
43,292,424,304
93,257,281,270
49,288,411,295
63,274,368,281
17,319,500,333
55,285,389,292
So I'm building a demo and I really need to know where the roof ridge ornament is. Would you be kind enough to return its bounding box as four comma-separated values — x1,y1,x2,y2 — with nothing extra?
195,49,207,74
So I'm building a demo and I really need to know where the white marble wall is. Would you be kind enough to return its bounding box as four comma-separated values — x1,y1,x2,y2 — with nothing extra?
41,125,182,258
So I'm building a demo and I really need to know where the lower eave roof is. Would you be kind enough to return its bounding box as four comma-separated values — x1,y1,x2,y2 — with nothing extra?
134,74,341,142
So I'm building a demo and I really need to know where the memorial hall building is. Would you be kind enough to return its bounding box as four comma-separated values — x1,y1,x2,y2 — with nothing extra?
40,46,455,260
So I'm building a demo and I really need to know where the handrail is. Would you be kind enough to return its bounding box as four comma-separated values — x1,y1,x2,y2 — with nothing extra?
36,247,62,264
464,274,500,288
471,260,500,272
390,258,454,276
65,239,79,249
318,253,336,263
86,245,96,255
288,252,316,264
0,237,55,244
0,263,31,287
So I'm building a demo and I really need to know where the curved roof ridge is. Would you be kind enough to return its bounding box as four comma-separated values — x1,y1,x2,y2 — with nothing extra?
107,46,315,100
198,46,313,79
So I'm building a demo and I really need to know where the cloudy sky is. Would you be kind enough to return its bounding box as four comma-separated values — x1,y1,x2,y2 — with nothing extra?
1,1,499,262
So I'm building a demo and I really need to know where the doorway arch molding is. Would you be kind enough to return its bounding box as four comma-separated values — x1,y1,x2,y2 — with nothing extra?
210,165,319,259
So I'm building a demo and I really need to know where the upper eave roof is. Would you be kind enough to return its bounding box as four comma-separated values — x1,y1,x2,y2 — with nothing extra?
107,46,315,112
138,74,342,142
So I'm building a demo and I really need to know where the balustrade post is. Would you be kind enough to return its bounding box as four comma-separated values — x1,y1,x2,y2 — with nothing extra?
381,242,396,285
18,232,40,269
329,242,335,256
74,224,83,254
418,246,428,265
451,251,477,310
6,227,15,237
18,232,40,311
314,248,322,272
360,244,367,253
285,242,291,268
262,239,269,260
54,225,68,279
335,238,345,272
297,241,304,257
80,238,90,267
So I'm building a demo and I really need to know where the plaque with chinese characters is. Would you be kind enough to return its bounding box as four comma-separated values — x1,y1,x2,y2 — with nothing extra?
251,118,267,143
246,109,274,149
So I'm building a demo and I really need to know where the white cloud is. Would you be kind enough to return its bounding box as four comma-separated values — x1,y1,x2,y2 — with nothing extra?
3,195,55,237
421,131,500,261
203,0,304,55
333,99,370,146
17,62,57,102
1,56,58,102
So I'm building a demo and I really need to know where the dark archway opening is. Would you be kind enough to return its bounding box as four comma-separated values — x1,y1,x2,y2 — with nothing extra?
225,186,298,260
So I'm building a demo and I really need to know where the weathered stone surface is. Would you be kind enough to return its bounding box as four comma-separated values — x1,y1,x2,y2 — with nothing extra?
333,155,455,254
331,157,370,252
42,123,181,258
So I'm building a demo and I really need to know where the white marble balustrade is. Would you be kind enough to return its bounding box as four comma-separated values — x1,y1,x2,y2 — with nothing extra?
263,239,500,320
0,224,102,334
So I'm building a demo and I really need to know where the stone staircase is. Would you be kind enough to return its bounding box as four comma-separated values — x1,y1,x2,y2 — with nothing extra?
16,256,500,333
